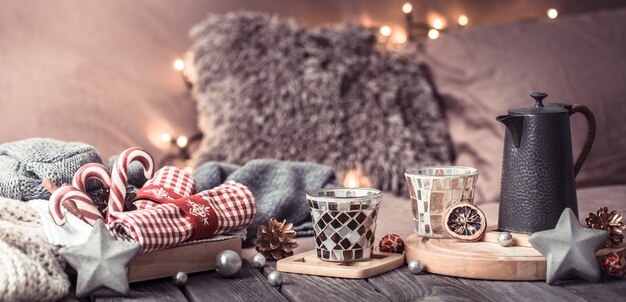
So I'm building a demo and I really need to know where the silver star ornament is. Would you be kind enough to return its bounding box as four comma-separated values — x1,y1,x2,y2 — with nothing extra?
59,220,141,297
529,208,609,285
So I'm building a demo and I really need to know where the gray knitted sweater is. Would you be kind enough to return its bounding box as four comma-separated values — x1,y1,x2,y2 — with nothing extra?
0,138,102,200
193,159,337,246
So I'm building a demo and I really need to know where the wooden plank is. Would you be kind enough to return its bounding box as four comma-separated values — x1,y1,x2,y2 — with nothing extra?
184,261,286,302
560,278,626,302
458,278,587,302
264,264,390,302
367,266,493,301
93,278,186,302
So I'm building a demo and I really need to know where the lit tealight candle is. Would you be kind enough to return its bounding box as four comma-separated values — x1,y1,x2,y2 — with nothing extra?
402,2,413,14
428,28,440,40
176,135,188,148
161,133,172,143
342,168,372,188
379,25,392,37
432,18,444,30
458,15,469,26
173,59,185,71
547,8,558,19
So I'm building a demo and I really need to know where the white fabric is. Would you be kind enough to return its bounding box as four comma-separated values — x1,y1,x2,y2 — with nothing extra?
27,199,92,246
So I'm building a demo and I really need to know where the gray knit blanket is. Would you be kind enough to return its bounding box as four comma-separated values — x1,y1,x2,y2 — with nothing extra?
0,138,102,201
193,159,337,246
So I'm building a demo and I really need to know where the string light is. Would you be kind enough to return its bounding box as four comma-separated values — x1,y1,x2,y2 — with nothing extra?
176,135,188,148
160,133,172,143
547,8,558,19
432,18,445,30
458,15,469,26
402,3,413,14
394,32,408,44
428,29,440,40
379,26,392,37
173,59,185,71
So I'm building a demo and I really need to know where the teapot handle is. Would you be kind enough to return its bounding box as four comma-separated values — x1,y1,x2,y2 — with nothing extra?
570,104,596,177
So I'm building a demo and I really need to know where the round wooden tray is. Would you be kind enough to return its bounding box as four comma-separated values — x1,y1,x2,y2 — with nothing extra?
405,233,624,281
405,233,545,280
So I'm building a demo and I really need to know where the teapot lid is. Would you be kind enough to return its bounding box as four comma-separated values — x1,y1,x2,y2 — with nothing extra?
508,92,569,115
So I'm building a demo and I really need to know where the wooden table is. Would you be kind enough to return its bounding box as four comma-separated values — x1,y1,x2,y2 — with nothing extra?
96,261,626,302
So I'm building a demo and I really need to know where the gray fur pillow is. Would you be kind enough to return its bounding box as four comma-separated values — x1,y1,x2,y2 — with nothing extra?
189,12,453,194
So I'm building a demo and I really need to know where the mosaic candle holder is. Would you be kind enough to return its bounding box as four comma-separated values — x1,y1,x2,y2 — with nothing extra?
405,166,479,238
306,188,382,262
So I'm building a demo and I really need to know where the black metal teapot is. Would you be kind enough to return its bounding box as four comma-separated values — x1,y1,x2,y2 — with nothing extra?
497,92,596,233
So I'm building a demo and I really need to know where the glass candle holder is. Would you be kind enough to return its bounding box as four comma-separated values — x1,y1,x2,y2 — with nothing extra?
405,166,479,238
306,188,382,262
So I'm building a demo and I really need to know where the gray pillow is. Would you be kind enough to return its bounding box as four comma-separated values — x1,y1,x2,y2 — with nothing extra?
189,12,453,194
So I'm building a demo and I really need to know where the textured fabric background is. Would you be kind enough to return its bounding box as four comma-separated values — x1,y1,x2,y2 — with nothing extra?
190,12,453,194
194,159,337,246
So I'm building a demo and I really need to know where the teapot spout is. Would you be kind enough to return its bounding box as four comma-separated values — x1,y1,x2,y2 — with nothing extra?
497,115,524,148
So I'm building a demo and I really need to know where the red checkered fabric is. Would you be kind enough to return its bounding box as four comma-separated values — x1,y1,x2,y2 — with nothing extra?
134,166,196,210
109,203,193,253
108,181,255,253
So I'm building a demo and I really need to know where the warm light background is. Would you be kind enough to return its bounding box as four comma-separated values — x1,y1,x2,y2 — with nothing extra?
1,0,623,162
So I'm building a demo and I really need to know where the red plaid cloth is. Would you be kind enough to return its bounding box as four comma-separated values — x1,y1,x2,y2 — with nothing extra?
134,166,196,209
109,180,255,253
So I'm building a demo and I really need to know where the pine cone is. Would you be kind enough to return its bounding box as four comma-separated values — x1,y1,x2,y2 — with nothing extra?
585,207,625,248
253,218,299,260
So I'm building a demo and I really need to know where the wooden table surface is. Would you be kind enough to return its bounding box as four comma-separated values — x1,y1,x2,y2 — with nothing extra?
95,260,626,302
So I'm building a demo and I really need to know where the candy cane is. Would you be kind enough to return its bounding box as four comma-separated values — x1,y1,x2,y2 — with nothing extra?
108,147,154,220
72,163,111,192
49,186,104,226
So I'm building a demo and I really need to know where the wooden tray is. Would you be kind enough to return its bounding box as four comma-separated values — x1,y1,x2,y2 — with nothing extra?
405,233,624,281
277,250,405,279
128,237,241,282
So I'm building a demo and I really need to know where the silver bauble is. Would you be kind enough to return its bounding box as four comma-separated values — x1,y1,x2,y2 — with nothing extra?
251,253,267,269
408,260,422,274
497,231,513,247
172,271,188,286
215,250,242,277
267,270,283,287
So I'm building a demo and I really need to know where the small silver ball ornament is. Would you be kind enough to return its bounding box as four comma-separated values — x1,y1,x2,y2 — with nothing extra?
172,271,188,286
267,270,283,287
215,250,242,277
497,231,513,247
251,253,267,269
408,260,422,274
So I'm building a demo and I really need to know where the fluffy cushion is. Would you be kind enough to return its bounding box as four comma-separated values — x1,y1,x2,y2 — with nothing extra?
189,12,453,193
422,9,626,203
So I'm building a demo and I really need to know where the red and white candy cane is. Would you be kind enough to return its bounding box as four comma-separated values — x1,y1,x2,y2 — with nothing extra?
108,147,154,220
72,163,111,192
49,186,104,226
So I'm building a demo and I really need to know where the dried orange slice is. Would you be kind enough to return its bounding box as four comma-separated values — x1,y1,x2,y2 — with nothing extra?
443,202,487,242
